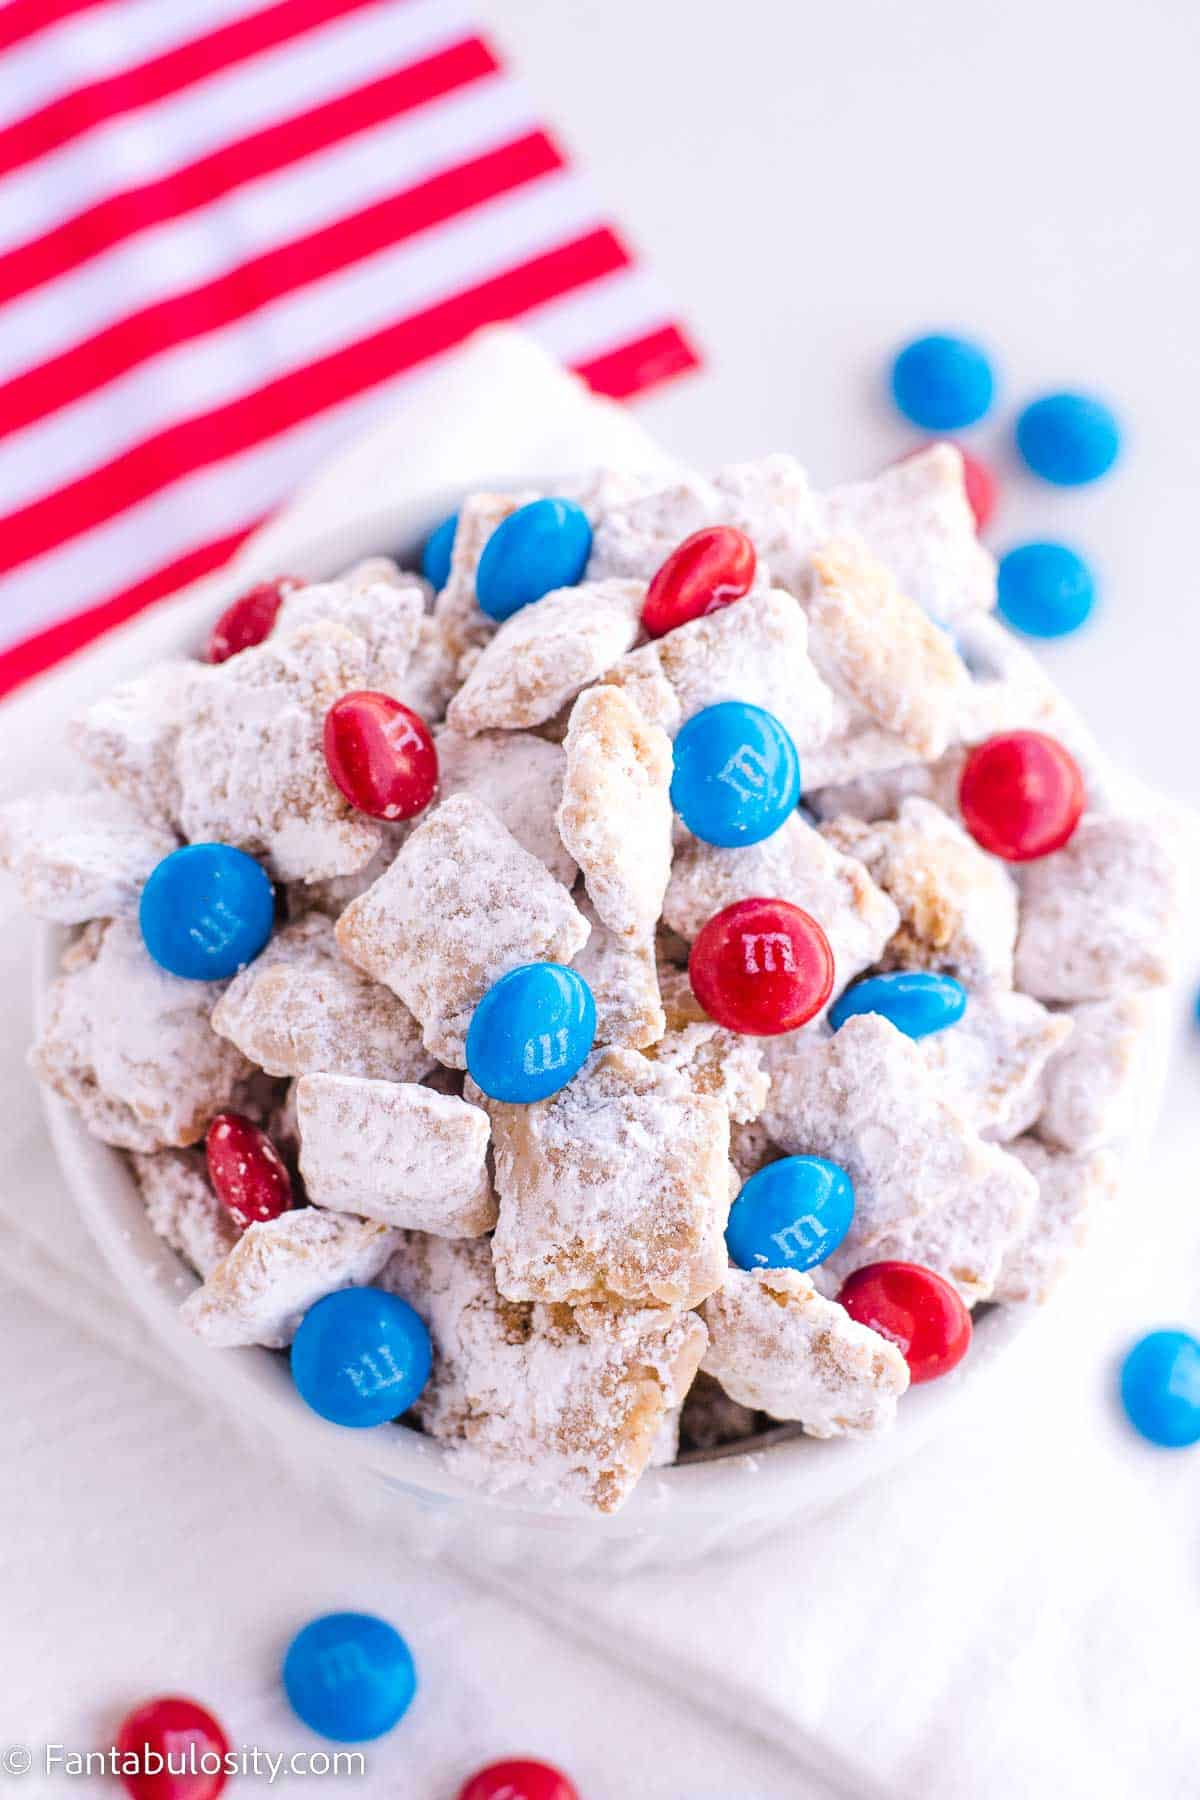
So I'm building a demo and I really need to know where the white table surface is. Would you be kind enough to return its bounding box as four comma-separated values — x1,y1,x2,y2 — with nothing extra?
5,1,1200,1795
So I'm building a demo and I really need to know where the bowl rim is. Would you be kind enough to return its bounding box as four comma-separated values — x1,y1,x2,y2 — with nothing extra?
32,481,1142,1531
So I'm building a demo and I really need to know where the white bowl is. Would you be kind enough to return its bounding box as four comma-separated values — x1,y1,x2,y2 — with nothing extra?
34,489,1171,1571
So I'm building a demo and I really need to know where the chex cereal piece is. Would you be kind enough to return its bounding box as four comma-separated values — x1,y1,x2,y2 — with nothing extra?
380,1233,706,1513
557,686,673,939
711,455,826,592
951,611,1061,744
1014,814,1181,1001
285,822,411,921
807,751,964,824
211,913,433,1083
823,443,995,624
701,1267,909,1435
70,658,211,829
587,471,731,581
445,580,644,736
0,788,175,923
296,1074,495,1236
993,1138,1119,1304
588,456,824,593
273,574,425,694
918,990,1073,1142
605,586,835,752
399,613,458,722
180,1209,398,1348
483,1046,730,1309
435,725,576,886
819,1134,1037,1306
648,1406,682,1468
647,966,770,1123
680,1369,764,1452
807,538,972,762
663,811,899,996
434,489,540,667
572,895,665,1050
821,797,1019,988
761,1014,1033,1246
176,621,382,884
32,919,252,1151
336,794,589,1067
1036,994,1152,1152
132,1148,239,1278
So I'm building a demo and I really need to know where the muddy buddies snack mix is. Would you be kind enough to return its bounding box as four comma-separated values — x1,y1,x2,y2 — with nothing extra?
6,443,1184,1515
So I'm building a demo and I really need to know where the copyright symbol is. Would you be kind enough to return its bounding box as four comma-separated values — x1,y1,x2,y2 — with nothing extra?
2,1745,31,1776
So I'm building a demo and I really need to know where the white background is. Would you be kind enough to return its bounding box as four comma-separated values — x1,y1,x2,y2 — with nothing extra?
4,3,1200,1797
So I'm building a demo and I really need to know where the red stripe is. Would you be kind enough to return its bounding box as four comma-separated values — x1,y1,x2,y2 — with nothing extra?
573,322,701,399
0,0,389,179
0,0,108,54
0,526,252,699
0,130,564,441
0,226,633,578
0,35,498,308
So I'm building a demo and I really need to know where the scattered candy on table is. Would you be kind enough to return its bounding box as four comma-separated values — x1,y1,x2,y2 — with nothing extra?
838,1261,972,1384
1119,1329,1200,1448
282,1611,417,1742
997,541,1095,639
689,897,835,1035
457,1758,580,1800
889,332,995,431
641,525,756,637
206,577,300,664
726,1155,855,1273
290,1287,432,1428
829,970,968,1040
421,512,458,591
670,700,801,847
1015,391,1122,486
323,690,438,821
465,962,596,1103
475,497,593,621
958,730,1085,862
114,1695,230,1800
138,843,275,981
205,1113,293,1229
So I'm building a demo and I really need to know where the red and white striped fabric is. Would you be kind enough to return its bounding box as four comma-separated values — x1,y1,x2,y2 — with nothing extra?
0,0,698,697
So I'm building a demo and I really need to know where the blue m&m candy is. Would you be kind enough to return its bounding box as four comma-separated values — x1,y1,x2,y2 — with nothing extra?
465,963,595,1103
670,701,800,847
420,511,457,590
997,542,1095,639
890,333,995,431
475,497,592,621
1119,1329,1200,1448
1015,391,1121,486
726,1156,854,1274
139,842,275,980
291,1287,432,1428
283,1612,417,1741
829,970,967,1039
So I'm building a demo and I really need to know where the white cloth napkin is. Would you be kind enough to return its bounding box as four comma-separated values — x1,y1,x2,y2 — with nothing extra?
3,329,1198,1800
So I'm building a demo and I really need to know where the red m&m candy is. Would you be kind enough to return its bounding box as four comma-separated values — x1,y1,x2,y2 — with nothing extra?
838,1260,971,1384
457,1759,579,1800
114,1695,229,1800
323,691,437,821
689,897,834,1035
959,448,997,532
958,730,1084,862
205,1113,293,1229
206,577,299,663
641,526,756,638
